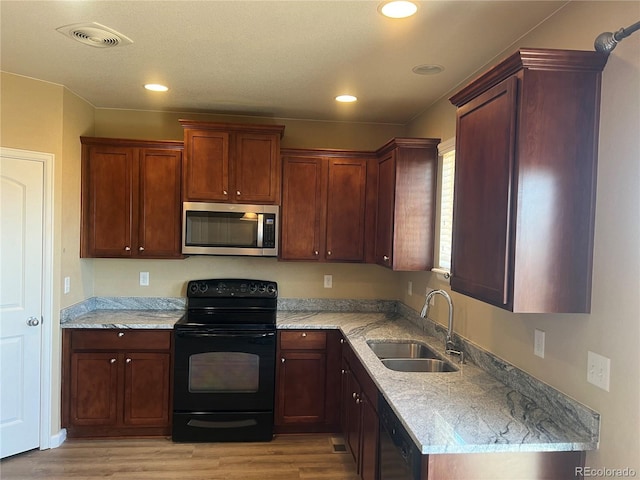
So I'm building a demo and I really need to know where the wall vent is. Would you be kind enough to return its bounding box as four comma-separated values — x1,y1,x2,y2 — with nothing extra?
56,22,133,48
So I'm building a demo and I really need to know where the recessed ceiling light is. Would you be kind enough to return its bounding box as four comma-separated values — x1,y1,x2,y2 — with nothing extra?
412,64,444,75
336,95,358,103
144,83,169,92
378,1,418,19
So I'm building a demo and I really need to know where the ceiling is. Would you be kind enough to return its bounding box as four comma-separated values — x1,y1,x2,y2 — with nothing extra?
1,1,571,124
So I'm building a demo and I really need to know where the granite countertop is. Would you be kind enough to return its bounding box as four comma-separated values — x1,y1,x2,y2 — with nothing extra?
61,306,599,455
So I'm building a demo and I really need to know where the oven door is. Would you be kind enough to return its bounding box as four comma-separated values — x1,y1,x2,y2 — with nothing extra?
173,328,276,413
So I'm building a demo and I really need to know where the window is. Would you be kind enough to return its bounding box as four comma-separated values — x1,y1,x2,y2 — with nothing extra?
434,138,455,276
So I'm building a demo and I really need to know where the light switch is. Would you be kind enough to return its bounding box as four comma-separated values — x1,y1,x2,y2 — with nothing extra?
64,276,70,294
324,275,333,288
140,271,149,286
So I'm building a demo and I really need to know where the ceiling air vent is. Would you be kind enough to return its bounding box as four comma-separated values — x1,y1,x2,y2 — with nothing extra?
56,22,133,48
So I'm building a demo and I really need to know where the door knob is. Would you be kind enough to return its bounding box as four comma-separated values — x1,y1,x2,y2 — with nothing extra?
26,316,40,326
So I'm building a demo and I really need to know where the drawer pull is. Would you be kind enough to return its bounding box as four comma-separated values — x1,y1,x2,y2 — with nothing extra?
126,358,132,364
110,358,116,364
301,332,307,337
118,332,124,337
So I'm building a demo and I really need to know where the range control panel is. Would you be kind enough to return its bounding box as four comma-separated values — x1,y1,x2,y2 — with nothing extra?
186,279,278,298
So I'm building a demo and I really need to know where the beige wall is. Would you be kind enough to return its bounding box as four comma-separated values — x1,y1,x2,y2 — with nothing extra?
1,0,638,472
94,108,406,150
1,72,95,436
402,1,640,474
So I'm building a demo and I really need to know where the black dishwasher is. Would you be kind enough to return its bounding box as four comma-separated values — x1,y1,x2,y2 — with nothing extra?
379,394,422,480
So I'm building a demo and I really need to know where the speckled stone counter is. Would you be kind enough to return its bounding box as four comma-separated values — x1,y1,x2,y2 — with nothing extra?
277,309,599,455
61,297,599,455
61,309,182,329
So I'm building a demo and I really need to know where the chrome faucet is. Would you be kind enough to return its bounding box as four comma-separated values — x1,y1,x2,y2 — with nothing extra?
421,289,464,363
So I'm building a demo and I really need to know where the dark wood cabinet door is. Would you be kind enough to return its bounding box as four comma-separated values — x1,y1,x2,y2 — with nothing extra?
359,391,379,480
234,133,281,203
276,351,327,425
69,352,119,426
325,158,367,262
82,145,134,257
280,156,325,261
183,129,230,202
123,352,171,427
137,148,183,258
451,77,518,307
374,152,395,268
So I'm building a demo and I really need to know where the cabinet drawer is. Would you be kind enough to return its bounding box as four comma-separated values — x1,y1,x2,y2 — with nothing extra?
70,329,171,351
280,330,327,350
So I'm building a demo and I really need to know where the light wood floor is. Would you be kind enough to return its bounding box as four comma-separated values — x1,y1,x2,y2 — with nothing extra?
0,434,359,480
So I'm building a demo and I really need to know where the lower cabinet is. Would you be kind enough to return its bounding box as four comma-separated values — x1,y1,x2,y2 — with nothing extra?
341,339,379,480
274,329,342,433
62,329,172,437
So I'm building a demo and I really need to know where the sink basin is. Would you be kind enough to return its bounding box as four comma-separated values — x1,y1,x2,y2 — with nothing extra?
367,340,441,360
381,358,459,373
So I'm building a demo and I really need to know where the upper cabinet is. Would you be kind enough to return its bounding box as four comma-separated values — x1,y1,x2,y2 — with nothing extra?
449,48,608,313
280,149,374,262
374,138,439,271
80,137,183,259
180,120,285,204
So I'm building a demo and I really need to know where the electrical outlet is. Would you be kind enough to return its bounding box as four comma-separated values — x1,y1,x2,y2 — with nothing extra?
587,351,610,391
324,274,333,288
534,329,545,358
140,271,149,286
64,276,70,294
408,281,413,296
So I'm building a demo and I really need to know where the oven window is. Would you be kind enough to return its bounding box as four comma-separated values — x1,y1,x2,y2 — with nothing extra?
189,352,260,393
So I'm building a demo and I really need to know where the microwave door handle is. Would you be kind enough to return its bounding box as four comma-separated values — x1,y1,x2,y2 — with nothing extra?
257,213,264,247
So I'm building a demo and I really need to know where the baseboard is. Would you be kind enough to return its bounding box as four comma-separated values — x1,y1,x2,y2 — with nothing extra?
48,428,67,449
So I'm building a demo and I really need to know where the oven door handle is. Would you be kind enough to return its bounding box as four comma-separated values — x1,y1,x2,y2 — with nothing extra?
175,330,276,339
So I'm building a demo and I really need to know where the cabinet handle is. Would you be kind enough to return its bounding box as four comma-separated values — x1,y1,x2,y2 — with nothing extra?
352,392,357,399
139,246,144,251
281,358,285,363
124,246,131,251
340,338,344,344
314,250,319,256
327,251,332,256
118,332,124,337
110,358,116,364
383,255,390,262
356,397,362,405
126,358,132,364
236,191,241,196
301,332,307,337
223,190,228,195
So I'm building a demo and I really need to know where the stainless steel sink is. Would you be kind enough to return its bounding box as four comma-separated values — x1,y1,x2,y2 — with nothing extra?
381,358,459,373
367,340,441,360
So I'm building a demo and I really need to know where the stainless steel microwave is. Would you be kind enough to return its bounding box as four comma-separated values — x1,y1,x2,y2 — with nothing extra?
182,202,278,256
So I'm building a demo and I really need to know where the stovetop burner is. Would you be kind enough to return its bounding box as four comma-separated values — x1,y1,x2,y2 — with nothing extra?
176,279,278,329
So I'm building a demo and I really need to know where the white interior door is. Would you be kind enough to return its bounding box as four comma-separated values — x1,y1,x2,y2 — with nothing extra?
0,155,44,458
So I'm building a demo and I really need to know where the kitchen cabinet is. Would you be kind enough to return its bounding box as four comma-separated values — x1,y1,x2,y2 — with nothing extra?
80,137,183,258
374,138,439,271
62,329,172,438
280,149,374,262
449,48,608,312
274,330,342,433
180,120,285,204
341,339,379,480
